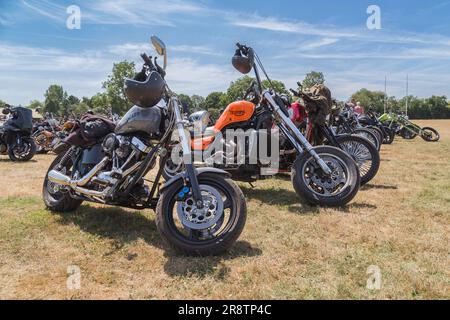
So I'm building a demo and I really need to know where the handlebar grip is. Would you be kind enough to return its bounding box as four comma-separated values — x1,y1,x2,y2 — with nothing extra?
140,53,154,67
290,89,298,96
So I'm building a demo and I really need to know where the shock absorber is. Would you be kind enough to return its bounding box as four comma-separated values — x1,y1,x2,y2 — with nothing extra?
56,147,75,170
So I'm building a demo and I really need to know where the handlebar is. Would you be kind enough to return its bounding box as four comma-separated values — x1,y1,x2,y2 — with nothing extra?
140,53,154,68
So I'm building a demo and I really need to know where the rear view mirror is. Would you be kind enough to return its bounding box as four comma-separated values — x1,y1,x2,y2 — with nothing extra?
151,35,167,70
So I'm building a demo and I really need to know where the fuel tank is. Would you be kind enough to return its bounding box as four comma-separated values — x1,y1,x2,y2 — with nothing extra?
115,105,162,136
214,101,255,131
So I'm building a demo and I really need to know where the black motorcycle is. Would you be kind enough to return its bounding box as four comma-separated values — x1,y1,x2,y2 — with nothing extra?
42,36,247,256
0,105,37,161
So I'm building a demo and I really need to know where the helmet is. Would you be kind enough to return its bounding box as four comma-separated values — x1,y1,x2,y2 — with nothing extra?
124,71,165,108
232,48,254,74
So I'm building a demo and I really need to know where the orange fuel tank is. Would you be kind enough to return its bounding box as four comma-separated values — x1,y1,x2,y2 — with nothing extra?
191,101,256,151
214,101,255,132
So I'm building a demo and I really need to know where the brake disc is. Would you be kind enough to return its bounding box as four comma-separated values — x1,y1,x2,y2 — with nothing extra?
177,185,224,230
310,157,345,189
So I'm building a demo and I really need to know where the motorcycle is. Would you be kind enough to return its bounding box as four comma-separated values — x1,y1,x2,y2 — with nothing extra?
329,107,381,151
289,88,380,186
163,43,360,207
42,36,247,256
357,109,395,145
0,105,37,161
379,112,440,142
32,117,65,154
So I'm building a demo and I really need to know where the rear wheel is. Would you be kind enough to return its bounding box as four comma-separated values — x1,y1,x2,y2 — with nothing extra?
400,125,418,139
291,146,360,207
43,151,83,212
335,135,380,186
156,173,246,256
421,127,440,142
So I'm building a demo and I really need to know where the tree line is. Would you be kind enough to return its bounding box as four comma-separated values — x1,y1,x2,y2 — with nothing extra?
1,62,449,120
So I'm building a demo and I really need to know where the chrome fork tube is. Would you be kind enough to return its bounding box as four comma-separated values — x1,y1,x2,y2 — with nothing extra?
171,98,202,204
264,91,332,175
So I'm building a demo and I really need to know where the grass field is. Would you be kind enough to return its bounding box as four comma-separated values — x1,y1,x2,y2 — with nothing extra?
0,120,449,299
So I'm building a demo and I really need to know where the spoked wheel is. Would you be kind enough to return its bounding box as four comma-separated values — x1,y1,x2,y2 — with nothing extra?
156,173,246,256
335,135,380,186
160,143,184,180
354,128,380,151
8,138,36,161
291,146,360,207
421,127,440,142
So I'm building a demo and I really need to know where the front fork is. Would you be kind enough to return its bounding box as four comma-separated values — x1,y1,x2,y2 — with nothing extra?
264,92,332,175
171,98,203,207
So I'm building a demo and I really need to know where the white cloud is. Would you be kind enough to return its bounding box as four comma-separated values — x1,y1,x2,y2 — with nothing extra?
21,0,210,27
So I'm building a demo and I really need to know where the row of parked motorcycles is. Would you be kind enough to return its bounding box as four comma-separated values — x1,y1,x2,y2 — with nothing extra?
1,36,441,256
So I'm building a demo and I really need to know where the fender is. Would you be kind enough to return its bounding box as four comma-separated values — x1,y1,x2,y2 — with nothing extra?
160,167,231,193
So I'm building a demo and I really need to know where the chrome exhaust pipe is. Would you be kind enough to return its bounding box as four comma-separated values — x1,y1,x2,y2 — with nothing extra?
48,170,71,186
47,157,109,188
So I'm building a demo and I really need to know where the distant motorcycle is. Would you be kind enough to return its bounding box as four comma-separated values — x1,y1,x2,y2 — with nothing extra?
32,117,61,154
0,105,37,161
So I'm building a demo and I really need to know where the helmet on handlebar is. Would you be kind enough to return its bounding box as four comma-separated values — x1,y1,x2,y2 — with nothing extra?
124,70,165,108
232,47,254,74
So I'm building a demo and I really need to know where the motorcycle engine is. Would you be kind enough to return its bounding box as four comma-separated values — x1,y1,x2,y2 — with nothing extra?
102,133,131,159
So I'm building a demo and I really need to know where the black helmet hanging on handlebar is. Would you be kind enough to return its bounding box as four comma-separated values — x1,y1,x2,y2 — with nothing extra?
232,44,255,74
123,70,165,108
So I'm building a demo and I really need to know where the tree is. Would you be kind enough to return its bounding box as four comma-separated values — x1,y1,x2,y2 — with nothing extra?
191,95,205,111
90,93,110,115
102,61,135,115
178,94,193,114
351,88,386,113
0,99,7,108
262,79,289,95
224,76,254,105
44,85,66,116
302,71,325,89
28,100,44,112
203,92,227,118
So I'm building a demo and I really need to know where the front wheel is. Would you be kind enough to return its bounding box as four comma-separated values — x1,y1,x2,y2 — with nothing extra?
421,127,440,142
354,128,380,151
8,137,36,161
291,146,360,207
156,173,247,256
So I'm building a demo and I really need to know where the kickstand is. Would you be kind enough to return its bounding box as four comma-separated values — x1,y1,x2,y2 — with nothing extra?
248,182,255,188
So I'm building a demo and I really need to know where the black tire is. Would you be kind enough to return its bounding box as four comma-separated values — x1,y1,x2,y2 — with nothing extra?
8,137,36,161
291,146,360,207
156,173,246,256
354,128,380,151
43,151,83,213
382,126,395,144
400,126,418,139
160,154,184,181
421,127,440,142
366,126,383,148
335,135,380,186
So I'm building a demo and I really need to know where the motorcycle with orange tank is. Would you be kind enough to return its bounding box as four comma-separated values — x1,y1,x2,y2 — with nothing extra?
162,43,360,207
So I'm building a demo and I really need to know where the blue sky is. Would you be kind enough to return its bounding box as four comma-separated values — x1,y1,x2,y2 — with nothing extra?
1,0,450,105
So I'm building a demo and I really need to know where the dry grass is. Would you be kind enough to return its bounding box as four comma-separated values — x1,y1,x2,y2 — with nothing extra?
0,120,449,300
